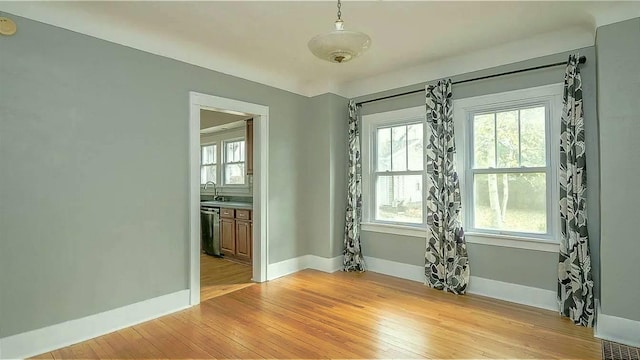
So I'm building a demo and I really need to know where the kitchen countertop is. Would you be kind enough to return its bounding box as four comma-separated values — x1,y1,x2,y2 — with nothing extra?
201,201,253,210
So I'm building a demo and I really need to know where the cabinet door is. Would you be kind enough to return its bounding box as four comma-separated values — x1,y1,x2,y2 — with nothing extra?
220,218,235,256
245,119,254,176
235,220,252,262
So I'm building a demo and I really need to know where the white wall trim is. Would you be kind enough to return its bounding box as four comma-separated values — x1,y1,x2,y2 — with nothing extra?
468,276,557,311
361,223,426,239
465,233,559,253
267,255,343,281
0,290,190,360
596,307,640,348
189,92,269,306
363,256,557,311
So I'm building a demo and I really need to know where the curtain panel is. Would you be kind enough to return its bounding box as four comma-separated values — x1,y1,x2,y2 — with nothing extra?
343,100,366,272
424,80,470,294
558,54,595,327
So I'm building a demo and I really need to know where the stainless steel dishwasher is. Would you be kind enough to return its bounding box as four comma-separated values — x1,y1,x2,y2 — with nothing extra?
201,205,222,257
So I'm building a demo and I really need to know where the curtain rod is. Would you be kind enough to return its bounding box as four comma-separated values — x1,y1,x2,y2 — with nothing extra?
355,55,586,107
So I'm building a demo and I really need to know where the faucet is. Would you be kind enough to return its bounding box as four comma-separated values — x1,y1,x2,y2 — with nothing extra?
204,181,217,195
204,181,223,201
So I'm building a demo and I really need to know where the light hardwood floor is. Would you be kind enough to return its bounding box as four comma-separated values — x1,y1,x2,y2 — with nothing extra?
33,270,600,359
200,253,253,302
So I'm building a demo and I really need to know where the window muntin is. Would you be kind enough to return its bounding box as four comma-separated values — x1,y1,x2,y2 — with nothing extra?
224,140,246,185
373,122,424,225
200,144,217,185
468,104,550,236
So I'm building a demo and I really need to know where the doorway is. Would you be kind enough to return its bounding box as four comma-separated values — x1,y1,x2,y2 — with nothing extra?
188,92,269,306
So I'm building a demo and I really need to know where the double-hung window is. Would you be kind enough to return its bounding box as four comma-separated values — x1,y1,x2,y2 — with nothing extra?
223,140,246,185
200,144,217,185
362,107,426,230
456,84,562,241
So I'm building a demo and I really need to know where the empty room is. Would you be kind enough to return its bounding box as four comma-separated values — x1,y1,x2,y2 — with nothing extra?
1,1,639,359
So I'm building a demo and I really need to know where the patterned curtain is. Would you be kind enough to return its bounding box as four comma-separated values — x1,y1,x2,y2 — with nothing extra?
558,54,595,327
343,100,365,272
424,80,469,294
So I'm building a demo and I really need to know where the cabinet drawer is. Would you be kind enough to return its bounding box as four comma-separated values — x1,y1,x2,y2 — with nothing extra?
220,208,235,219
236,209,252,220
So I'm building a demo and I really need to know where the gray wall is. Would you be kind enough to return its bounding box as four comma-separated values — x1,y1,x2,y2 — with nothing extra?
356,46,600,294
304,93,349,259
596,18,640,322
0,13,310,337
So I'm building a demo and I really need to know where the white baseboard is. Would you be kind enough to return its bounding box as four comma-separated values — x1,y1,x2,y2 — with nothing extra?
595,303,640,348
0,290,190,360
467,276,557,311
364,256,425,283
267,255,343,280
363,256,557,311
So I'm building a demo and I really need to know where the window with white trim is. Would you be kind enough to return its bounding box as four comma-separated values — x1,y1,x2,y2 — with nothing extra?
362,107,426,228
223,139,246,185
456,84,562,241
200,144,217,185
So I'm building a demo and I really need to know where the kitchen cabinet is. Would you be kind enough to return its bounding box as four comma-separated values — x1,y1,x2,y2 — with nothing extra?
220,218,235,256
220,207,252,264
246,119,254,176
235,220,252,262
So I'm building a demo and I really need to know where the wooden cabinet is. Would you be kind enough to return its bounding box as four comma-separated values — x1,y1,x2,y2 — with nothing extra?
245,119,254,176
220,207,252,264
235,220,252,262
220,218,235,256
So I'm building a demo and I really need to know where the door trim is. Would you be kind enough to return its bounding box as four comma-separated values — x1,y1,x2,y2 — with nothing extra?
188,92,269,306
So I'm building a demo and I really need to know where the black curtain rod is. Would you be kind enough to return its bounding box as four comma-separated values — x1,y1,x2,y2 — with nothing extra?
356,55,586,107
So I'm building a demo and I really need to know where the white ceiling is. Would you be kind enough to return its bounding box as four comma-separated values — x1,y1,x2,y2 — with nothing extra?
3,1,640,97
200,109,249,133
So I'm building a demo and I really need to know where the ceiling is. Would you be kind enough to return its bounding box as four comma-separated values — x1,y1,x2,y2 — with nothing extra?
200,109,249,134
3,1,640,97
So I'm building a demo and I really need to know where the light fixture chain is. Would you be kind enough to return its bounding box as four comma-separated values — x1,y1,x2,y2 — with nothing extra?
337,0,342,20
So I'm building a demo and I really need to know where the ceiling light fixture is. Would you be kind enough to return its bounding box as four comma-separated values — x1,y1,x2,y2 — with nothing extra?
308,0,371,63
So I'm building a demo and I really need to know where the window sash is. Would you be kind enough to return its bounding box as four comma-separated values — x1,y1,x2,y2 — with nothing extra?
470,103,549,170
373,172,425,226
466,101,554,240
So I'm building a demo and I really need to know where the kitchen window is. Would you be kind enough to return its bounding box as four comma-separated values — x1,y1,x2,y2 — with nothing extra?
362,106,427,233
224,140,246,185
200,144,217,185
455,84,562,242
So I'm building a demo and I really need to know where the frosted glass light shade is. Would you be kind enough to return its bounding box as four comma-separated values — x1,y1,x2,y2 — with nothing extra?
308,21,371,63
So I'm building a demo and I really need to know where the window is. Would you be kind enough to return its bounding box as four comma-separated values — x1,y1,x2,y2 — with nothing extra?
362,106,426,229
200,144,217,185
224,140,245,185
457,84,562,241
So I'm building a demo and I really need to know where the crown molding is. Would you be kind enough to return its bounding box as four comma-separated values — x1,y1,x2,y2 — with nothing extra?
0,3,319,97
3,3,638,100
340,26,595,99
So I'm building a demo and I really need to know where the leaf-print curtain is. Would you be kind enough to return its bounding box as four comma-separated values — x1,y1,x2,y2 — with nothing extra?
344,100,366,272
425,80,469,294
558,54,595,327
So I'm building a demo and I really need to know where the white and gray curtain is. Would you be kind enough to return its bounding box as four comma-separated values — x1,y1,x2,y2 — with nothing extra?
558,54,595,327
343,100,366,272
425,80,470,294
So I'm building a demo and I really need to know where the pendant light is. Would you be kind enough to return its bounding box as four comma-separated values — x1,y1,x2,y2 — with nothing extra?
308,0,371,63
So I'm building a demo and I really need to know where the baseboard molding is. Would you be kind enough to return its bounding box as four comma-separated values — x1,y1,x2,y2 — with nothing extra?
596,305,640,348
363,256,557,311
468,276,557,311
0,290,190,359
267,255,343,280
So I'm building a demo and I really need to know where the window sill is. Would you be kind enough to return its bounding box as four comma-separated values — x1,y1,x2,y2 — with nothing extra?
464,232,559,253
361,222,426,238
359,224,559,252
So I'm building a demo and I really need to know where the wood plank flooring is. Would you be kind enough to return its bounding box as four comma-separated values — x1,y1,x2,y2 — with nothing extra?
200,253,254,302
34,270,601,359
